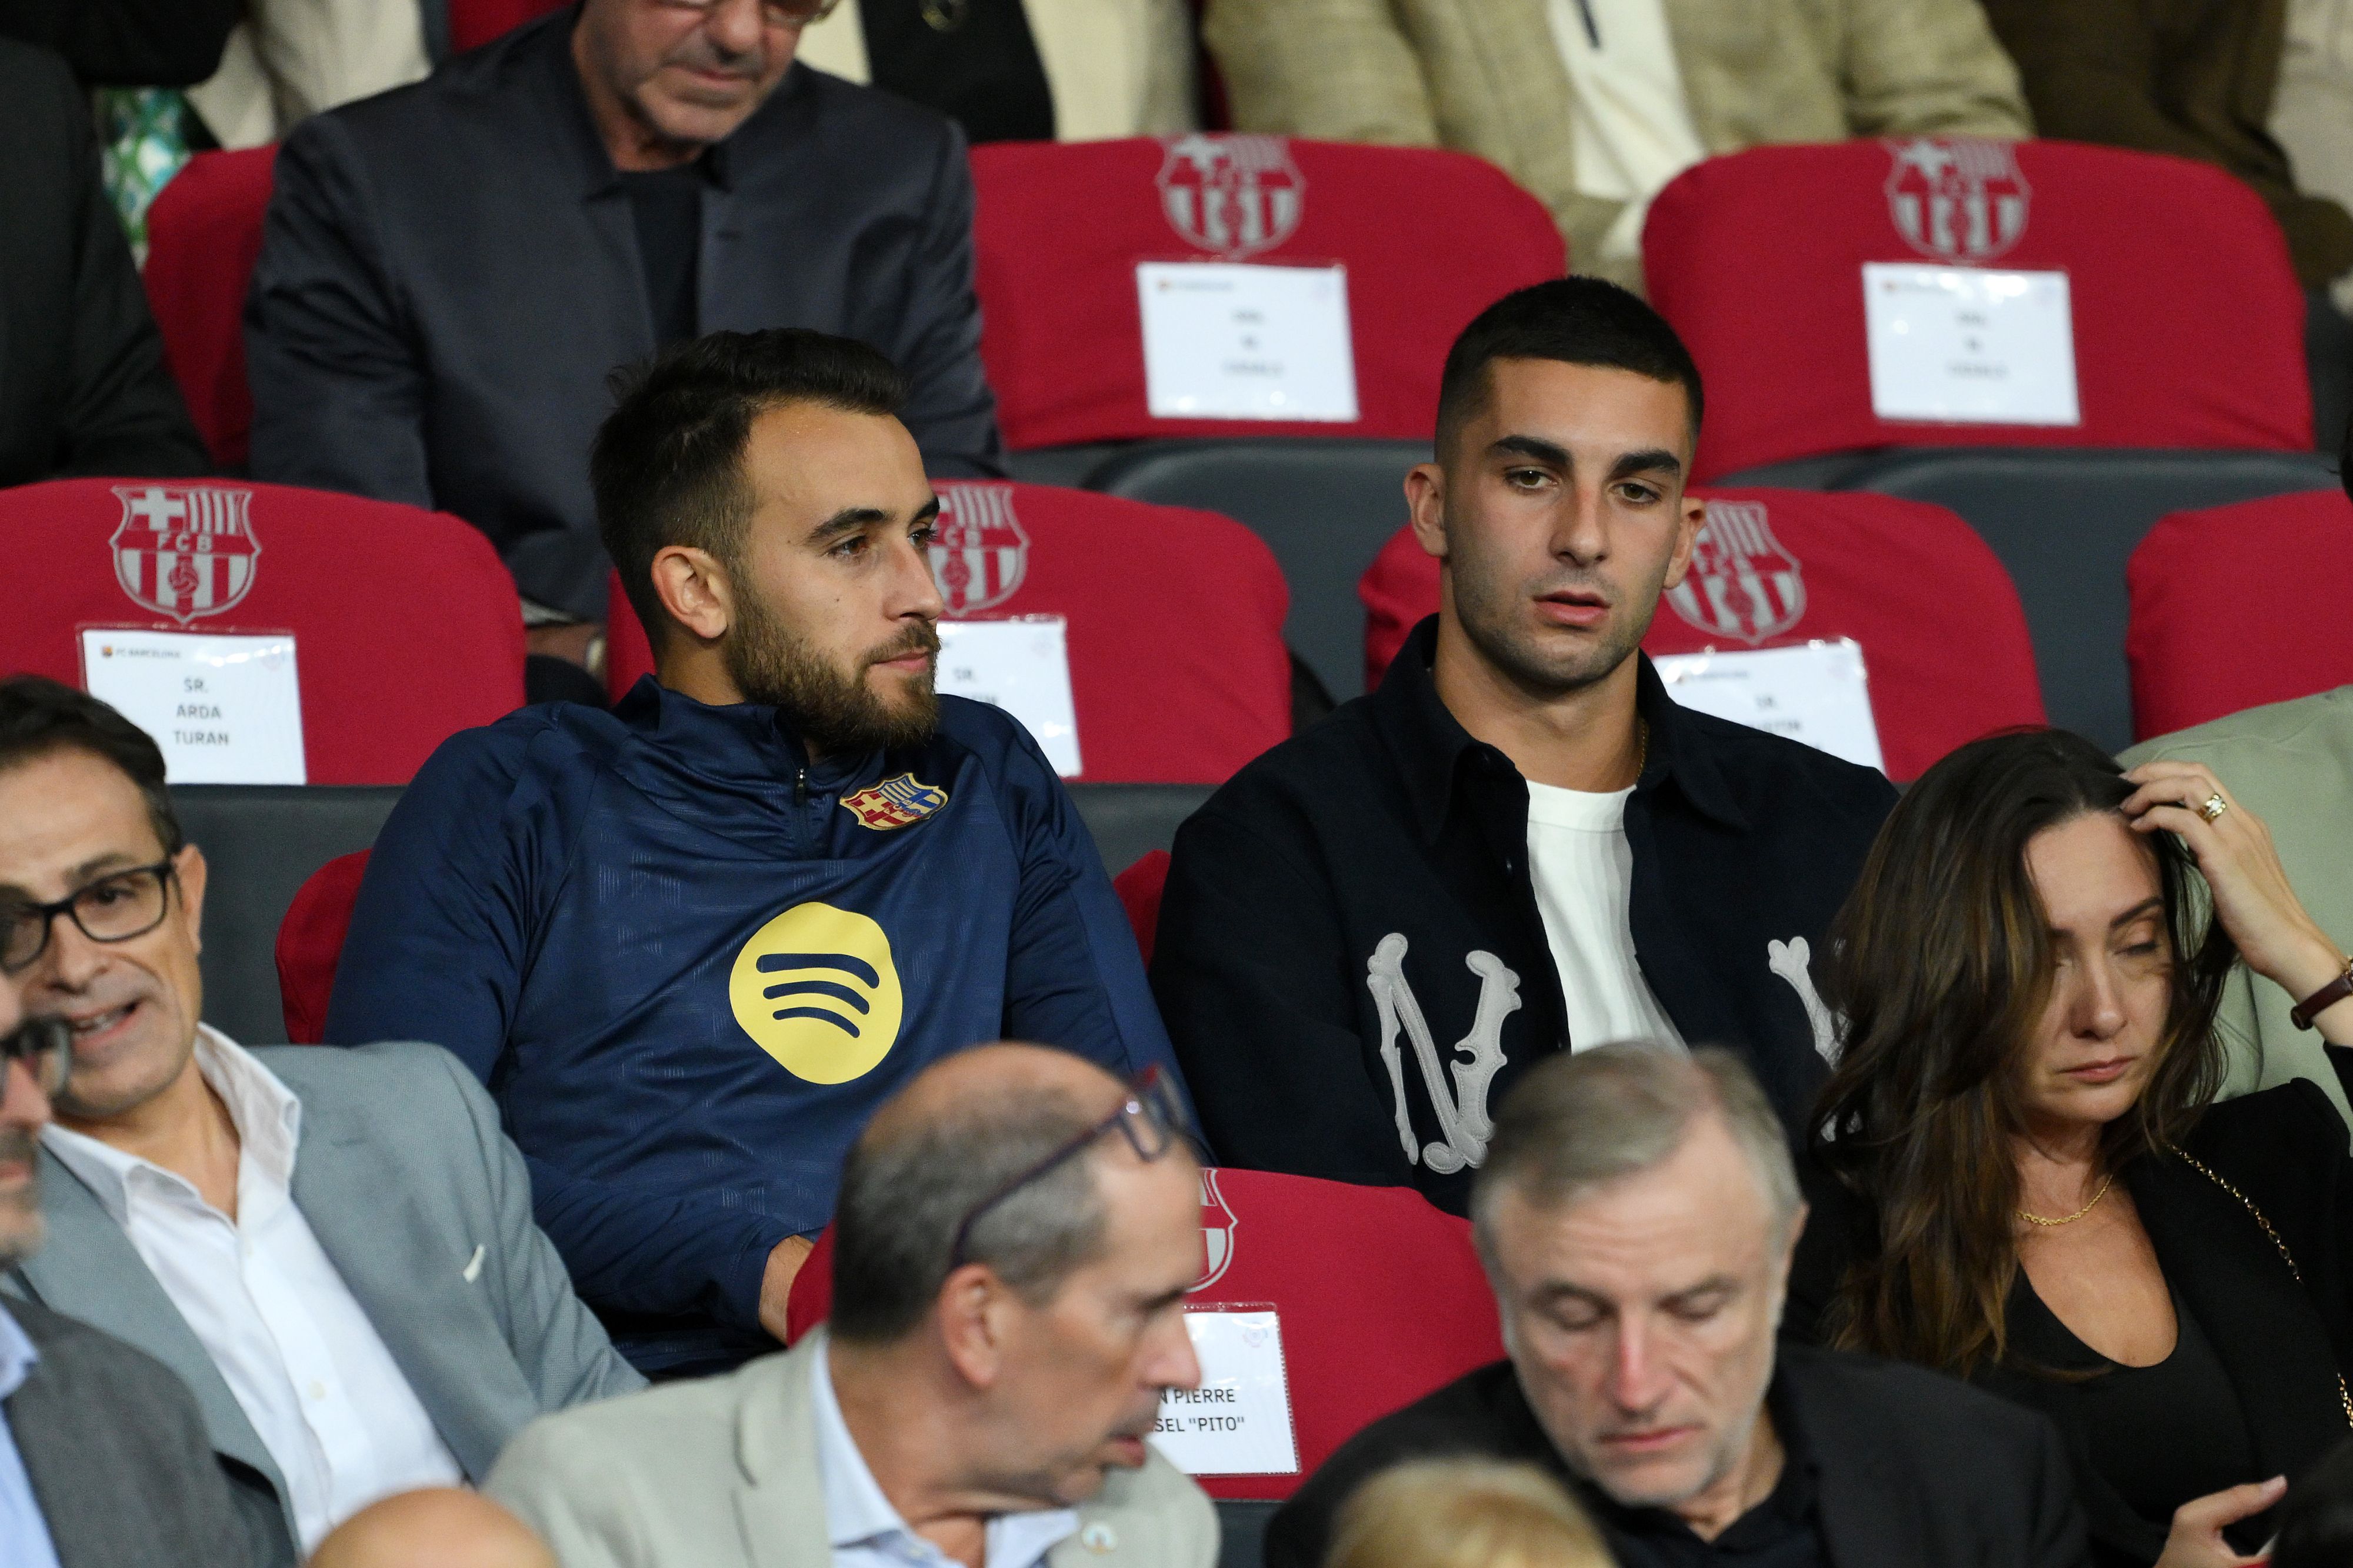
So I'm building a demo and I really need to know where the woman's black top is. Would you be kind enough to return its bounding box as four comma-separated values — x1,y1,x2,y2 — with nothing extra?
859,0,1055,145
1789,1060,2353,1567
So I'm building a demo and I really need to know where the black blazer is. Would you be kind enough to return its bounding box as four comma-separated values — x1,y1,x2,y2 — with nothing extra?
1266,1345,2088,1568
1792,1070,2353,1565
4,1296,252,1568
246,6,1004,621
0,41,209,489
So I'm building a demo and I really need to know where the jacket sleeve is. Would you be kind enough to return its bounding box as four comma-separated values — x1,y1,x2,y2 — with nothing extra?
486,1416,651,1568
1149,796,1412,1184
1979,0,2353,288
245,109,437,505
43,50,210,481
429,1047,648,1407
2024,1409,2096,1568
1201,0,1442,146
892,118,1004,479
1840,0,2032,138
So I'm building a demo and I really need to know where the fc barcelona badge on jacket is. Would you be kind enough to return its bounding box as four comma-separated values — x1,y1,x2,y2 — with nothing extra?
841,773,950,831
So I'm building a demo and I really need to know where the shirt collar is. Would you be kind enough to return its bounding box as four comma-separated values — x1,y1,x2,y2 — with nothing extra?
41,1026,301,1223
1377,616,1751,845
0,1302,37,1402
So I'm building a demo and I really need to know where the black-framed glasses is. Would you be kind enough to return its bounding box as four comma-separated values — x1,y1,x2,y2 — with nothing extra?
948,1065,1198,1270
0,1015,72,1099
0,859,179,975
654,0,842,27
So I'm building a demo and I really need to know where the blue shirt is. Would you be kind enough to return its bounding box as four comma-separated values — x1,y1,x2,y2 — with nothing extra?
324,679,1182,1374
0,1304,65,1568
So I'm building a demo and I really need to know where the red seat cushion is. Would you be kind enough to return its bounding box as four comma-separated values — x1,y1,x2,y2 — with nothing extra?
1361,488,2045,782
144,146,276,468
1113,850,1172,964
276,850,371,1044
2127,490,2353,739
972,136,1564,449
448,0,568,50
1644,139,2311,480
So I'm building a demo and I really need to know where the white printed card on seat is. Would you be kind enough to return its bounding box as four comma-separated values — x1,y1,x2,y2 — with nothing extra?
80,629,306,784
1136,262,1359,422
1151,1309,1299,1476
1862,262,2079,426
935,616,1083,777
1652,640,1885,773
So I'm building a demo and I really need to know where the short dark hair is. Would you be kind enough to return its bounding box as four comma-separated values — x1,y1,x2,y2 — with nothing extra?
591,329,908,644
829,1076,1115,1343
1434,278,1704,458
0,677,181,854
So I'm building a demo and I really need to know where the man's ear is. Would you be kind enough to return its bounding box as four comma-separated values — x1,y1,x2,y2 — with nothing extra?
935,1263,1016,1392
650,546,735,645
1405,462,1449,561
1659,491,1705,592
175,843,208,959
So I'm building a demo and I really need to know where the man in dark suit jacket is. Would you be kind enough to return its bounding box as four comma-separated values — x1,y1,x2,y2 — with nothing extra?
0,40,210,490
1270,1046,2090,1568
245,0,1005,656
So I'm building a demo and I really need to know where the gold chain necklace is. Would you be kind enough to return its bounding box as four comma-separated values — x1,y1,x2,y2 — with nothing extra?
2017,1173,2115,1227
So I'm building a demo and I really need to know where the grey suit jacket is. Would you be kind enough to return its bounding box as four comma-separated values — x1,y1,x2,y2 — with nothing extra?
2,1040,645,1568
245,5,1004,620
488,1333,1220,1568
5,1296,254,1568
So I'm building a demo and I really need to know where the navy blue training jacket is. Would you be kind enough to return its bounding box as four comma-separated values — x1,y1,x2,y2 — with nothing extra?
324,678,1180,1374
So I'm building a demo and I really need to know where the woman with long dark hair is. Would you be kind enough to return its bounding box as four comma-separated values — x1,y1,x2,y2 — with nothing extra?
1789,729,2353,1568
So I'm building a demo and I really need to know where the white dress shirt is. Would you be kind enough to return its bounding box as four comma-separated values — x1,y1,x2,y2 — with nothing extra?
42,1027,461,1553
1525,782,1688,1053
1545,0,1710,262
812,1334,1079,1568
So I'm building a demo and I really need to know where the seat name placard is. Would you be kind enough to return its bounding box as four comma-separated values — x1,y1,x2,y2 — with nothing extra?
79,628,306,784
1150,1309,1299,1476
1136,262,1359,422
935,616,1082,778
1861,262,2079,426
1653,639,1885,773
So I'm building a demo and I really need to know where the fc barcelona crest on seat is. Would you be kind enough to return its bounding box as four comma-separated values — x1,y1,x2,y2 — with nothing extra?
1665,500,1807,646
1193,1167,1237,1292
1156,134,1307,261
931,483,1029,615
109,485,259,625
1885,138,2031,263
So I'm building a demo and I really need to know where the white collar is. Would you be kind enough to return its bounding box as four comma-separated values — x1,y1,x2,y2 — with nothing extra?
42,1026,302,1223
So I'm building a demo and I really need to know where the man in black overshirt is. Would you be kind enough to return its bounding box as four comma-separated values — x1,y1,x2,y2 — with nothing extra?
1269,1046,2090,1568
1152,278,1897,1212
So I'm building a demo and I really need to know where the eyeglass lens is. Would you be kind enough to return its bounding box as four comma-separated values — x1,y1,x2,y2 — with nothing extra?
0,867,172,972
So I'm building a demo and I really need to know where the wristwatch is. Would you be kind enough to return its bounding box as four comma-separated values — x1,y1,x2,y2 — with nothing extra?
2291,956,2353,1030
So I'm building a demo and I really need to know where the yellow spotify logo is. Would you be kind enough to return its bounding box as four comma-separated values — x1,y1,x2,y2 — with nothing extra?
728,902,904,1084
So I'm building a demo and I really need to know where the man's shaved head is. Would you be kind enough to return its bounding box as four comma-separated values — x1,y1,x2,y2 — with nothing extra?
308,1489,554,1568
831,1045,1142,1342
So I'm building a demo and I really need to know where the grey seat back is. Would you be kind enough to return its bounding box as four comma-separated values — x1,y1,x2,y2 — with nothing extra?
1086,439,1430,703
1215,1499,1278,1568
1068,783,1212,879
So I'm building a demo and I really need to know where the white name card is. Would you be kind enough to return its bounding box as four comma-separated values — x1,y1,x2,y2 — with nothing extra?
936,616,1083,778
1862,262,2079,426
80,629,306,784
1151,1310,1299,1476
1136,262,1359,422
1653,640,1885,773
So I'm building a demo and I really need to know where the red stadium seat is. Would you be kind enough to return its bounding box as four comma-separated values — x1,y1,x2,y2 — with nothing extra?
448,0,567,51
276,850,370,1044
607,482,1291,784
144,146,276,468
1113,849,1171,963
1358,489,2045,782
2127,491,2353,739
0,479,525,783
971,136,1564,449
784,1167,1505,1500
1644,140,2311,481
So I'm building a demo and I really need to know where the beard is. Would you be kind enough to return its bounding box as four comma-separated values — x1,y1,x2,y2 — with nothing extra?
0,1126,42,1269
725,592,942,757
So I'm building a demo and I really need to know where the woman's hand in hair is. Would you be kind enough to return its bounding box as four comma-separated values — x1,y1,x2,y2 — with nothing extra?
2152,1476,2287,1568
2123,762,2348,1008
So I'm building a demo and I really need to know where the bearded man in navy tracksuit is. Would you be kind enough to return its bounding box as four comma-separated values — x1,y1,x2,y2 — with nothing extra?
325,330,1180,1378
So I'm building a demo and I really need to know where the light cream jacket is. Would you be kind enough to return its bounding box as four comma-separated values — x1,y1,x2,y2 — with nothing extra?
487,1333,1221,1568
1202,0,2031,289
796,0,1197,139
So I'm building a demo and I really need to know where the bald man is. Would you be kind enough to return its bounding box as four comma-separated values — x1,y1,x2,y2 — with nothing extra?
309,1489,555,1568
488,1044,1219,1568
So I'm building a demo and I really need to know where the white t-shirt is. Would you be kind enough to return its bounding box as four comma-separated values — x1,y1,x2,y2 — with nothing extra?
1544,0,1709,262
1525,781,1687,1052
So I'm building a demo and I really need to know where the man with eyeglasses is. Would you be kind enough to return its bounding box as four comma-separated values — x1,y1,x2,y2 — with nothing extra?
246,0,1003,702
489,1043,1215,1568
0,675,645,1568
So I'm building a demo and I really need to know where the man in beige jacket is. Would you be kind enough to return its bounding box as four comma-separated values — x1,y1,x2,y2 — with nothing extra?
486,1045,1218,1568
1205,0,2031,291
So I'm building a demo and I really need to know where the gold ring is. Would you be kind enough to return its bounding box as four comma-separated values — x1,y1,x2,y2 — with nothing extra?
2200,793,2228,823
